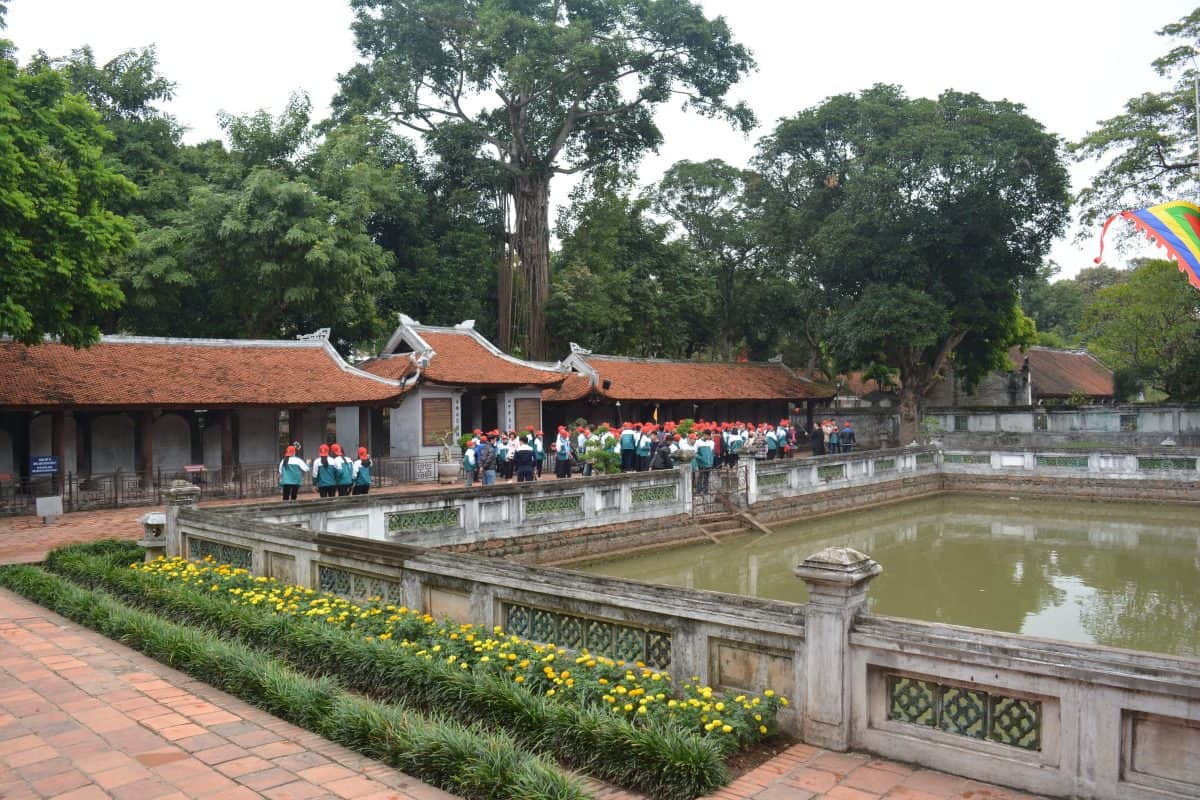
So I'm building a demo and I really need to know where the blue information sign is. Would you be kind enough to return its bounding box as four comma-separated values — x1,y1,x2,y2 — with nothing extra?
30,456,60,476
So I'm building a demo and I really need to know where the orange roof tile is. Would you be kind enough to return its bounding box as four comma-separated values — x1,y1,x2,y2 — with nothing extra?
371,328,565,388
542,374,594,402
1011,346,1114,398
545,355,835,403
0,337,408,410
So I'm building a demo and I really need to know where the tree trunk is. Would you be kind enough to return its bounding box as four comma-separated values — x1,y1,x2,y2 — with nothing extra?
513,175,551,359
898,382,921,446
496,191,513,352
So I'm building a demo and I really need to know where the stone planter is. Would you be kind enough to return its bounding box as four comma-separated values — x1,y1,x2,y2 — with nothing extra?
436,461,460,484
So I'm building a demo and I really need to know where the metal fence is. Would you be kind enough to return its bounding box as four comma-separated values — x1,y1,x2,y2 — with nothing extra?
0,455,442,516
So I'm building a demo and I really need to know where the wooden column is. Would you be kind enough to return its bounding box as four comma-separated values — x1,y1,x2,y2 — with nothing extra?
221,411,236,479
288,409,304,447
138,411,155,478
75,412,91,476
50,410,65,493
358,406,370,450
188,412,204,465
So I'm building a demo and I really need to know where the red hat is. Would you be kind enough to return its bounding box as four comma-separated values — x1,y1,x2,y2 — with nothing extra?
526,425,535,432
674,434,682,441
331,443,343,456
318,444,330,456
285,445,296,457
558,426,567,433
622,422,632,429
358,446,368,458
473,428,482,436
480,434,489,442
536,430,543,436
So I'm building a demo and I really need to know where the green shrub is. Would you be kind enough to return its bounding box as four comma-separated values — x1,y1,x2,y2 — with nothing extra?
0,564,585,800
44,543,730,800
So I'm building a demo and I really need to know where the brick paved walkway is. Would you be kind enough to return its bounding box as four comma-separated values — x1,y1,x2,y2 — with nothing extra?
0,588,1039,800
0,589,458,800
0,476,575,566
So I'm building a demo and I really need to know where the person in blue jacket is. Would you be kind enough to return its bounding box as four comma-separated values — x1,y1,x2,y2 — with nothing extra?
619,422,637,471
278,445,307,501
312,444,339,498
331,443,354,496
352,447,372,495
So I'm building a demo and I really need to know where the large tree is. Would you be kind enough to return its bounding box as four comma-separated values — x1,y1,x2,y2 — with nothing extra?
0,27,135,346
127,97,399,350
757,85,1069,442
652,159,769,360
548,174,701,356
1081,259,1200,401
1074,8,1200,230
337,0,755,358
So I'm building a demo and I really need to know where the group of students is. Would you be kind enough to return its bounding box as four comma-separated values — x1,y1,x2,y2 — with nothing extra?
456,416,859,492
461,428,546,486
277,441,373,501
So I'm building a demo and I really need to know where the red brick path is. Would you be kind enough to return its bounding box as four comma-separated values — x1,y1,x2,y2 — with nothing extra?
0,589,458,800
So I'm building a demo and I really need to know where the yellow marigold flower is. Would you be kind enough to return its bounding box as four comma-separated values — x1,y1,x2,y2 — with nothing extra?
546,689,556,697
515,675,524,683
715,702,725,711
722,725,733,734
638,706,647,714
759,725,768,734
667,700,677,708
602,695,614,703
623,703,633,712
764,690,775,697
735,695,746,703
780,697,788,706
598,678,608,685
754,714,762,722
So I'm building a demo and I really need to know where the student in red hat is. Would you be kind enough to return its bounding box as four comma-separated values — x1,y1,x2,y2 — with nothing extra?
278,445,307,501
312,444,338,498
352,447,372,495
330,443,353,496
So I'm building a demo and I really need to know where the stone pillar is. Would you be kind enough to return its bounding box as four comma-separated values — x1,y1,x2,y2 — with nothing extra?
744,456,758,505
677,462,693,514
163,480,201,558
795,546,882,751
358,406,370,449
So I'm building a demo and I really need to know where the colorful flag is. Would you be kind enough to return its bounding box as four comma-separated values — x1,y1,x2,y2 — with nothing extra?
1095,200,1200,290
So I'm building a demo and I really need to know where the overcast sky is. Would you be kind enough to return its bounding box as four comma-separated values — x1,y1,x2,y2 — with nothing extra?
8,0,1193,277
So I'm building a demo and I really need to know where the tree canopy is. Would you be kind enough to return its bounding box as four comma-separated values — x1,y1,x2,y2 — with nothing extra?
1074,8,1200,229
757,85,1069,439
337,0,756,357
0,31,134,347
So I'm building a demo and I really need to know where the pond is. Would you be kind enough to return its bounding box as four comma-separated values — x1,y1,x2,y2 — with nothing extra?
578,494,1200,657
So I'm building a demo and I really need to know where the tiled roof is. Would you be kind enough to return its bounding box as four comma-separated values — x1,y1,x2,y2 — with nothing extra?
0,337,408,410
834,371,899,397
369,328,565,388
1013,346,1114,398
541,374,594,403
359,355,416,382
543,355,836,403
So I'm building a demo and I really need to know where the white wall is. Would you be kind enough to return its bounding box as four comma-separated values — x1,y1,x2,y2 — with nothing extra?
238,408,278,466
92,414,135,473
335,406,366,450
390,387,461,459
153,413,192,472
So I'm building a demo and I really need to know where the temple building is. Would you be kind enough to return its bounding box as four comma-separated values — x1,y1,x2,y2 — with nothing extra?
0,332,407,484
925,346,1115,407
541,344,836,429
361,315,567,457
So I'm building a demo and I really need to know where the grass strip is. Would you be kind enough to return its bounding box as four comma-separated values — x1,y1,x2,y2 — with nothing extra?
0,563,587,800
46,542,730,800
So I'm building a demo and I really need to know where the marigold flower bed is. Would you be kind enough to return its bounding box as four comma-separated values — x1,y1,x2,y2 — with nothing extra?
133,554,787,747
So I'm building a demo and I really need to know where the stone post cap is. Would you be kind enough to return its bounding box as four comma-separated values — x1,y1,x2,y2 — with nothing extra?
794,546,882,588
165,480,201,506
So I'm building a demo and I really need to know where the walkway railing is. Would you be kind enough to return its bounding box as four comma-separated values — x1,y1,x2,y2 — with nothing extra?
0,455,441,516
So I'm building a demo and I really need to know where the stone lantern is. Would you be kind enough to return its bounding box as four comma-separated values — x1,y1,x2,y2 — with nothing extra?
138,511,167,562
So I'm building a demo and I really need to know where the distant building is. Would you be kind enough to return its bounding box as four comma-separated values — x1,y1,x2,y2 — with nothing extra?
925,346,1115,407
361,316,567,458
541,343,836,428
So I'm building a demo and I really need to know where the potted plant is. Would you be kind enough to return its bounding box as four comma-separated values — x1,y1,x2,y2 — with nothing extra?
434,430,463,484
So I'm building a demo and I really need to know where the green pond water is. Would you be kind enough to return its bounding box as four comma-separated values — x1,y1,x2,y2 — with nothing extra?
579,494,1200,657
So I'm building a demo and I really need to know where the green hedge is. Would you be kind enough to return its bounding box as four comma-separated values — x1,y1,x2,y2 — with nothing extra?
45,542,729,800
0,564,585,800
